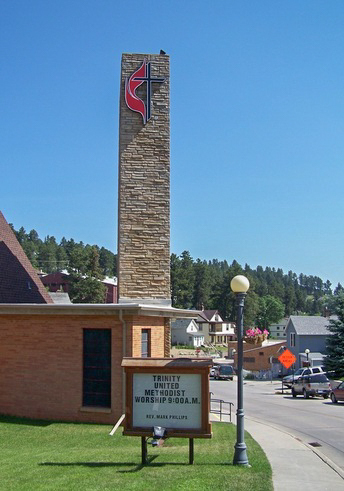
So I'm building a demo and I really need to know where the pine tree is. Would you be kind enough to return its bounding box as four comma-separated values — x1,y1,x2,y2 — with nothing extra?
325,293,344,377
193,259,211,309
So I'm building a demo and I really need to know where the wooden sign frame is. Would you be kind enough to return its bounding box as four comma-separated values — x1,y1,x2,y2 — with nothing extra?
121,358,212,439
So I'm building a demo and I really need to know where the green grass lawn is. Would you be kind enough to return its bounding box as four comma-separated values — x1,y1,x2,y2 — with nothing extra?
0,415,272,491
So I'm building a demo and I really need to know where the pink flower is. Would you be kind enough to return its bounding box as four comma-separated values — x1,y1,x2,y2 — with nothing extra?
245,327,269,338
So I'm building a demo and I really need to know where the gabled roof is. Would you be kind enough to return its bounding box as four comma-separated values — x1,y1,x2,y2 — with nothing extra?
197,310,222,323
287,315,335,335
196,311,209,323
203,310,218,320
41,272,69,283
0,211,52,303
171,318,195,329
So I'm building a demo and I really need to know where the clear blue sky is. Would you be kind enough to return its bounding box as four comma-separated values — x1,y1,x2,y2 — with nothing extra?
1,1,344,288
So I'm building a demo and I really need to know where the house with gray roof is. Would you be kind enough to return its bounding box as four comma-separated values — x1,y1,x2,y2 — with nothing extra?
285,315,334,370
171,318,204,347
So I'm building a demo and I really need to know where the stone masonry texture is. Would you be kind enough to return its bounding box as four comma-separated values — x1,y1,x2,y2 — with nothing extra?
118,53,170,303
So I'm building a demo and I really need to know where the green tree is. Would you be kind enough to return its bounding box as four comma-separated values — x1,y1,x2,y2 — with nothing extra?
323,280,332,295
256,295,285,332
15,226,27,244
68,242,87,274
56,246,69,271
37,236,58,272
99,247,116,276
69,276,106,303
193,259,211,309
284,285,296,316
86,246,104,279
171,251,195,308
325,293,344,377
68,246,106,303
334,283,344,296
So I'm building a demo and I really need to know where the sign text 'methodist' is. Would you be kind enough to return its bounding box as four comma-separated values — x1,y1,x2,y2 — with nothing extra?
132,373,202,429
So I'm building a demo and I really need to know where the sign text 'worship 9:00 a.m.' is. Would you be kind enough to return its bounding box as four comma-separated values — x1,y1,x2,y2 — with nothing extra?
132,373,202,429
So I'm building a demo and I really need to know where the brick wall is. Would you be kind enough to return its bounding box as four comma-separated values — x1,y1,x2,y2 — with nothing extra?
129,315,166,358
233,342,286,371
0,312,166,423
118,53,170,303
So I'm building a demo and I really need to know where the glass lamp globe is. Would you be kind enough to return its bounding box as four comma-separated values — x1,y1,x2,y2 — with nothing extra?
230,275,250,293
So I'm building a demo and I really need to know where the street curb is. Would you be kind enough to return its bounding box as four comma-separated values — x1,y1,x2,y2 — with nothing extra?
246,415,344,481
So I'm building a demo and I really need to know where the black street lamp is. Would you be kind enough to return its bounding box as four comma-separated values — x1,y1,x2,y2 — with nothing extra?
231,275,250,467
305,348,310,367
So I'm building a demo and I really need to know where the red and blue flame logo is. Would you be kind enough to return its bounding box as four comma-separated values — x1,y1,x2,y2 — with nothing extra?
125,59,165,124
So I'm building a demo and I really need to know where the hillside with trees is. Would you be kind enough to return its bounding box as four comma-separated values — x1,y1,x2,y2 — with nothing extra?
11,226,343,324
11,225,117,303
11,225,117,278
171,251,343,327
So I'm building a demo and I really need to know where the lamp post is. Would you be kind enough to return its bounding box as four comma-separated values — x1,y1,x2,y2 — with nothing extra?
231,274,250,466
305,348,310,367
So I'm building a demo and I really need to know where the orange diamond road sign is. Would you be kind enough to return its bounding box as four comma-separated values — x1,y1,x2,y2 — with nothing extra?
278,349,296,369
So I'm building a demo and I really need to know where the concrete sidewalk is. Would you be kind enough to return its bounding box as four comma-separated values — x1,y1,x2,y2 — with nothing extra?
210,412,344,490
245,417,344,491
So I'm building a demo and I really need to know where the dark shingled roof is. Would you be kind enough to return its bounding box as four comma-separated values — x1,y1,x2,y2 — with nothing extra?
0,211,52,303
288,315,335,335
197,310,219,323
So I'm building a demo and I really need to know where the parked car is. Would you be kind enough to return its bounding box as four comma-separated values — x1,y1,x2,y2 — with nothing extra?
291,373,331,399
283,366,325,388
213,364,234,381
330,381,344,404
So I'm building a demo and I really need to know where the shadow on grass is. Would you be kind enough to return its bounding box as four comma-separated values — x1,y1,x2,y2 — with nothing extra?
39,458,235,472
40,456,164,472
0,414,52,427
0,414,108,428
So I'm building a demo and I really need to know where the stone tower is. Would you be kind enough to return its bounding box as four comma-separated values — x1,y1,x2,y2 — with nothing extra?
118,53,170,305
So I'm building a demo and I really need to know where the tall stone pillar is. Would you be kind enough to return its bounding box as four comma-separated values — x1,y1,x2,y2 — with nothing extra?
118,53,170,305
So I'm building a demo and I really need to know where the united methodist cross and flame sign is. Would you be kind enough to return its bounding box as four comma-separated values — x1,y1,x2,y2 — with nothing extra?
125,59,165,124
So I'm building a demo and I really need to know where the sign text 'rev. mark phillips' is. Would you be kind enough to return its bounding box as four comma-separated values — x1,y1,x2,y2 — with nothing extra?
125,59,165,124
121,358,212,439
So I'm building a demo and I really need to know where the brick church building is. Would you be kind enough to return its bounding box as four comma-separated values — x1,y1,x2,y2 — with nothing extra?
0,209,192,424
0,52,195,425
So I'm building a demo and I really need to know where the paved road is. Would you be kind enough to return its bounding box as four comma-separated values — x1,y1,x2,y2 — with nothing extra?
210,378,344,473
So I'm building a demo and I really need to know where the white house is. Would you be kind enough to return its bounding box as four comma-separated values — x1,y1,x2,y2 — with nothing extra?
196,310,235,345
269,318,288,339
171,318,204,347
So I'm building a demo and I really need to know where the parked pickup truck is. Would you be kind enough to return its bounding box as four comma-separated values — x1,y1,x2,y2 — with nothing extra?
282,366,325,388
